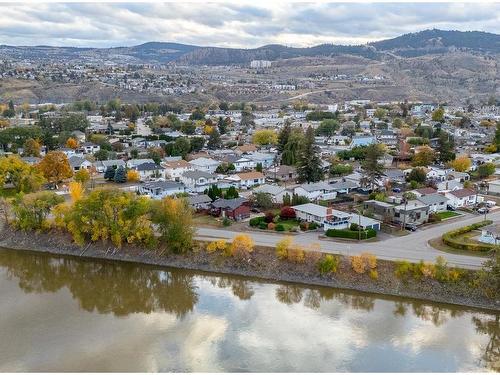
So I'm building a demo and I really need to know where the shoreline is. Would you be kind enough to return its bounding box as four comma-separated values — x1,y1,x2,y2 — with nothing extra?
0,227,498,312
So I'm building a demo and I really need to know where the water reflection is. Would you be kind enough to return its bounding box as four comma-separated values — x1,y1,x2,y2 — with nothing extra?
473,315,500,371
0,250,198,317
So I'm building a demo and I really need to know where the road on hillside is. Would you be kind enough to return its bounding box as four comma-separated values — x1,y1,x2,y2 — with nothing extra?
195,211,500,270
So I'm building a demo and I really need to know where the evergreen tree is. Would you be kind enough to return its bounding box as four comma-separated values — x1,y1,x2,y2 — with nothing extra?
104,166,116,181
361,144,385,190
224,186,239,199
207,128,222,150
277,121,291,153
205,185,222,201
255,162,263,172
297,127,322,183
217,116,228,135
113,166,126,183
437,132,455,163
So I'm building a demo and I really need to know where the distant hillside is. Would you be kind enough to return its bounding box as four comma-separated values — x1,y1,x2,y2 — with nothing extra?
0,29,498,65
370,29,500,57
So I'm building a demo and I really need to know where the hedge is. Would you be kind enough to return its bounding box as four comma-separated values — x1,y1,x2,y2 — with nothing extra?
250,216,266,227
325,228,377,240
442,220,497,252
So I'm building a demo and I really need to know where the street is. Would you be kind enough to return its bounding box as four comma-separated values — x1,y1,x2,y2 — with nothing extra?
195,210,500,270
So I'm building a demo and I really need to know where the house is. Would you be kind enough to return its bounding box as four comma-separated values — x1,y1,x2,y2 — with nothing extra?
79,142,100,154
246,152,275,169
416,193,449,213
362,200,395,222
487,179,500,195
136,162,165,181
264,165,297,182
58,147,78,157
350,136,375,148
189,157,221,173
227,171,265,189
68,155,92,172
162,159,193,181
412,187,437,197
223,154,255,171
71,130,86,143
181,170,219,193
93,159,126,173
382,169,406,185
235,144,258,154
292,203,380,231
479,223,500,245
127,158,156,169
211,197,250,221
187,194,212,210
328,179,359,194
393,200,430,226
137,181,185,199
253,184,288,204
444,188,479,208
436,179,464,192
294,182,337,201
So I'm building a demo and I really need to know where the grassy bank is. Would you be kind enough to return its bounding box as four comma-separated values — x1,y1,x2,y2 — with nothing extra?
0,226,498,312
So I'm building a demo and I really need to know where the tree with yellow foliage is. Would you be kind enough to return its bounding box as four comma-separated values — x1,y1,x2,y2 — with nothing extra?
23,138,41,157
276,236,292,259
151,197,194,254
412,146,436,167
0,155,45,193
126,169,140,182
229,234,254,259
450,155,472,172
74,168,90,185
38,151,73,187
66,137,79,149
68,181,84,203
252,129,278,146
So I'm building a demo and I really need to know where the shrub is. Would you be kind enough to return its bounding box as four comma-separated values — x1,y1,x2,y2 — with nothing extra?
222,217,231,227
350,223,359,231
206,239,227,253
267,222,276,230
229,234,254,259
275,224,285,231
300,222,309,231
318,255,339,275
395,260,413,279
280,206,296,219
428,213,442,223
325,228,377,240
351,255,366,274
442,220,495,252
249,216,265,227
287,245,305,263
362,252,377,269
369,269,379,280
264,211,275,223
258,222,268,230
309,222,318,230
276,237,292,259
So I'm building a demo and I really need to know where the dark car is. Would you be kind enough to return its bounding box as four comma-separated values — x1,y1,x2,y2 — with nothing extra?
447,205,456,211
404,223,417,232
392,187,402,193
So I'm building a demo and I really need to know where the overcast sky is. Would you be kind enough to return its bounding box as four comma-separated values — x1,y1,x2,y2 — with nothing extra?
0,2,499,48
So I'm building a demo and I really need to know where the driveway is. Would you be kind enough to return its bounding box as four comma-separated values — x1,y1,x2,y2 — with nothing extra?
195,211,500,269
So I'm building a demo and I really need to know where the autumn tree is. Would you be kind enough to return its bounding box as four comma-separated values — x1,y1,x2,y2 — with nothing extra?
74,168,90,186
151,197,194,254
68,181,84,203
407,168,427,184
432,107,445,122
478,163,496,178
412,146,436,167
0,155,45,193
38,151,73,187
252,129,278,146
23,138,41,157
11,191,64,231
450,155,472,172
229,234,254,259
66,137,79,149
127,169,140,182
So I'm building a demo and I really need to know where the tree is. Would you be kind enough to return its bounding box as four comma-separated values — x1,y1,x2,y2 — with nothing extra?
127,169,140,182
252,192,273,210
277,122,291,153
68,181,84,203
297,127,322,183
330,163,353,176
0,155,45,193
151,197,194,254
104,166,116,181
207,128,222,150
11,191,64,230
94,149,109,161
189,108,205,121
361,144,385,189
23,138,41,157
450,155,472,172
255,162,263,172
74,168,90,185
374,108,387,119
219,102,229,111
281,129,304,165
436,132,455,163
412,146,436,167
252,129,278,146
147,147,164,165
432,107,445,122
38,151,73,187
315,119,339,137
229,234,254,259
189,137,205,152
172,137,191,158
205,185,222,201
113,166,126,183
65,137,79,149
407,168,427,184
478,163,496,178
224,186,239,199
217,116,229,135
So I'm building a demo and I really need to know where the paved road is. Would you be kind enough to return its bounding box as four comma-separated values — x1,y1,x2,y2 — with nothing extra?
196,211,500,269
135,118,152,137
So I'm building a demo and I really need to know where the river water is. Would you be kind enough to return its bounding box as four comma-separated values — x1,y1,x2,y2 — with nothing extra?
0,248,498,372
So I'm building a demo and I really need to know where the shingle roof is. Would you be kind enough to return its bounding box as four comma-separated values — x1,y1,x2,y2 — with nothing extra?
211,197,247,210
449,188,476,198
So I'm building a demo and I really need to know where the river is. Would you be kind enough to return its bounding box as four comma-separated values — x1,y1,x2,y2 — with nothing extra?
0,248,498,372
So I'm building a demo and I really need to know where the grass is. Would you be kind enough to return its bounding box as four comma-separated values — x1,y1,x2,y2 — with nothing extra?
193,214,223,227
436,211,461,220
0,188,18,198
428,237,490,258
276,218,300,231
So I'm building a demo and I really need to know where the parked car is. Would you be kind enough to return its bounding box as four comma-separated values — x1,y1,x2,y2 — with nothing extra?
486,200,496,208
404,223,417,232
477,207,489,214
447,205,456,211
392,187,402,193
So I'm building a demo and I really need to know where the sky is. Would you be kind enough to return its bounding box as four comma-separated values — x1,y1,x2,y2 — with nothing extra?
0,2,499,48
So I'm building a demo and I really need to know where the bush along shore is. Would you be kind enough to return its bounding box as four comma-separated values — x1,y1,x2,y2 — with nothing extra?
0,185,499,311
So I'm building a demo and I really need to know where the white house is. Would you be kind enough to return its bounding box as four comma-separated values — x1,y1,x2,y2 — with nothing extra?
137,181,185,199
127,158,156,169
181,170,219,193
444,188,479,208
253,184,288,204
68,155,92,172
294,182,337,201
79,142,101,154
189,157,221,173
136,162,165,181
93,159,126,173
162,159,193,181
416,193,449,213
225,171,265,189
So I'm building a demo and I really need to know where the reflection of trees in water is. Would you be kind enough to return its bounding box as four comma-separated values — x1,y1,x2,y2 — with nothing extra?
0,251,198,317
274,284,375,311
206,276,255,300
473,314,499,372
391,300,464,327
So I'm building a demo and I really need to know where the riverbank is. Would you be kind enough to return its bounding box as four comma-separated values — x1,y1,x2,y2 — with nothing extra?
0,226,498,312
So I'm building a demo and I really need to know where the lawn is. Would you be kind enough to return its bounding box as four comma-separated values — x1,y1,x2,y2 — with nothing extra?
276,218,300,230
436,211,461,220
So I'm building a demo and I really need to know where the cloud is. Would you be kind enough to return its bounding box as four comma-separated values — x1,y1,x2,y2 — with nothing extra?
0,2,498,48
